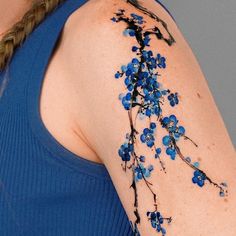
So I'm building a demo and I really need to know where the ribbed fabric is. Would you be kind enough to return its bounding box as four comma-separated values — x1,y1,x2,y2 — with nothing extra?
0,0,135,235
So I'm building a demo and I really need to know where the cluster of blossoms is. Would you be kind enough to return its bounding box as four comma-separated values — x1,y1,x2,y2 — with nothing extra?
167,92,179,107
161,115,186,160
111,9,228,236
134,163,154,182
140,122,157,148
147,211,171,236
118,141,134,162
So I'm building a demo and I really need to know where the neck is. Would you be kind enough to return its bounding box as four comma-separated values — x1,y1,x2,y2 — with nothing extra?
0,0,32,36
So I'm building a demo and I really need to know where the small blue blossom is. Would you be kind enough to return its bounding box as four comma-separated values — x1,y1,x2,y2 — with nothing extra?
150,122,157,130
173,126,185,140
161,115,185,141
120,65,127,72
147,211,168,235
145,108,152,117
139,155,146,162
219,191,225,197
144,35,151,46
156,53,166,68
110,17,117,22
219,182,228,197
162,135,171,146
161,115,178,129
154,105,162,116
130,13,144,24
193,162,200,168
132,46,139,52
166,147,176,160
123,28,136,37
114,71,121,79
134,163,154,182
192,170,206,187
121,94,132,110
168,92,179,107
161,89,169,96
118,93,124,100
118,142,134,161
140,127,155,148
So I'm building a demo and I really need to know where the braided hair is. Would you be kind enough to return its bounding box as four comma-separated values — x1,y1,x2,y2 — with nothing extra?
0,0,174,72
0,0,66,72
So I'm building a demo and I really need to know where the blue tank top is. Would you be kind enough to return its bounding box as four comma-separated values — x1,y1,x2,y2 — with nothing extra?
0,0,174,235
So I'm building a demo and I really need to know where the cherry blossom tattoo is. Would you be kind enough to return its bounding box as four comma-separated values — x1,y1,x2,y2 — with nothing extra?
110,3,228,236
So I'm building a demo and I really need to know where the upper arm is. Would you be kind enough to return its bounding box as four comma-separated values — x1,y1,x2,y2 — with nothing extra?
66,1,236,235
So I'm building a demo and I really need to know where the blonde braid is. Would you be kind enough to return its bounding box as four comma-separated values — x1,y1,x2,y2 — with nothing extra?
0,0,67,72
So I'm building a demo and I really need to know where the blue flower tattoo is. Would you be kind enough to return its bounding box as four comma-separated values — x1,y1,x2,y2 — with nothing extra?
111,3,228,236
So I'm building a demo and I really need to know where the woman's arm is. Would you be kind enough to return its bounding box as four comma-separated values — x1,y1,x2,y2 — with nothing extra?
64,1,236,235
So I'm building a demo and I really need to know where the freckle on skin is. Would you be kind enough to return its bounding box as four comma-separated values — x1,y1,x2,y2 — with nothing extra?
224,198,228,203
197,157,202,161
197,92,201,98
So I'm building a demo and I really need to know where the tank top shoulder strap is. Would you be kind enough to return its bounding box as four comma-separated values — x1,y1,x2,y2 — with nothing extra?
28,0,89,82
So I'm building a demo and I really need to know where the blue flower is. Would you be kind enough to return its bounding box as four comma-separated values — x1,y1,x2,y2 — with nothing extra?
162,135,171,146
121,93,132,110
161,115,185,141
156,53,166,68
110,17,117,22
145,108,152,117
118,142,134,161
114,71,121,79
193,161,200,168
139,155,146,162
131,13,143,19
192,170,206,187
123,76,135,92
173,126,185,140
144,35,151,46
147,211,168,235
168,92,179,107
150,122,157,130
161,115,178,129
123,28,136,37
130,13,144,25
166,147,176,160
134,163,154,182
140,127,155,147
120,65,127,72
132,46,139,52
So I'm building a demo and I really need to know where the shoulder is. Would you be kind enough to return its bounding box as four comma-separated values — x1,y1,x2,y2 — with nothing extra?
60,0,235,159
61,0,181,60
60,0,183,90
